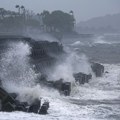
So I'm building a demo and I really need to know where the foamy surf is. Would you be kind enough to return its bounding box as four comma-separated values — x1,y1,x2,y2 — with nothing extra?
0,38,120,120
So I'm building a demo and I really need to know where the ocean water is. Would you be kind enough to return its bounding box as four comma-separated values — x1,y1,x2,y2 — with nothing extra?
0,34,120,120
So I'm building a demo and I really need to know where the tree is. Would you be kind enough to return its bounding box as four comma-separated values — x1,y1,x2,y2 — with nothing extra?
70,10,73,15
15,5,20,14
0,8,5,19
41,10,51,31
42,10,75,32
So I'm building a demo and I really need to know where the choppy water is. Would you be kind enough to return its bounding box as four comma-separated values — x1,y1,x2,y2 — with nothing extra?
67,64,120,120
0,34,120,120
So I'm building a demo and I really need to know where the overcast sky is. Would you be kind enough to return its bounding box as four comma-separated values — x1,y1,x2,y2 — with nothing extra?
0,0,120,23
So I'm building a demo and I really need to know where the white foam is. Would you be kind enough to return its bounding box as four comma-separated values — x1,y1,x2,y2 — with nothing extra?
93,36,111,44
71,64,120,100
48,52,92,82
0,41,37,88
71,41,84,46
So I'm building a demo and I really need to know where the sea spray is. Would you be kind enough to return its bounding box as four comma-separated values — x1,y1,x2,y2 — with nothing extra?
0,40,61,103
0,39,93,102
0,41,42,102
0,41,37,87
48,52,92,82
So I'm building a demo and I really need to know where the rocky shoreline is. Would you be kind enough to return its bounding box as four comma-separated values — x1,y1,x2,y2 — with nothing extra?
0,35,104,114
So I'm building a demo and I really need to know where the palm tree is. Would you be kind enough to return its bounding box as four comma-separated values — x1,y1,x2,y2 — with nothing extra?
21,5,25,13
21,5,24,9
41,10,50,32
15,5,20,14
0,8,5,19
21,5,26,19
70,10,73,16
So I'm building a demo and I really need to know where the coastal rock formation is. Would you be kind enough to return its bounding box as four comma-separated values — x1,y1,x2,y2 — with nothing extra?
73,72,92,84
0,86,49,114
91,62,104,77
29,40,64,73
38,76,71,96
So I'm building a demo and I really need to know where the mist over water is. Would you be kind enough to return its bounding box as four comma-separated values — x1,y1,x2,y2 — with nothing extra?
0,0,120,119
0,40,65,103
0,39,93,102
0,41,36,86
48,52,92,83
0,34,120,120
0,41,42,103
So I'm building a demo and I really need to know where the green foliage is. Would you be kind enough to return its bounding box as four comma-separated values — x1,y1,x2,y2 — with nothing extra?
0,8,75,33
42,10,75,32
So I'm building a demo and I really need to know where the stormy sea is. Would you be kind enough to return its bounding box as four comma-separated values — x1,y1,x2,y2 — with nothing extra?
0,33,120,120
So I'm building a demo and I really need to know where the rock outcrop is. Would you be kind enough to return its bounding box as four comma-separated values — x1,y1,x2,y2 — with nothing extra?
91,62,104,77
38,76,71,96
73,72,92,84
0,86,49,114
29,40,64,73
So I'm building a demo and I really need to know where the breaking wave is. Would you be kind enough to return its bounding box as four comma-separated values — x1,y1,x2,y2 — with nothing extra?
0,36,120,120
48,52,92,83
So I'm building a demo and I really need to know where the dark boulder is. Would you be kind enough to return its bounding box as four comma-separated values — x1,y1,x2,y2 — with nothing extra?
30,41,64,73
73,72,92,84
91,62,104,77
61,82,71,96
9,93,18,99
105,71,109,74
0,87,15,112
53,79,63,90
0,100,1,111
39,105,48,114
2,102,15,112
38,77,71,96
0,87,15,105
42,101,49,109
53,80,71,96
0,87,27,112
28,99,41,113
0,81,50,114
39,101,49,114
15,105,26,111
0,80,2,87
15,101,28,112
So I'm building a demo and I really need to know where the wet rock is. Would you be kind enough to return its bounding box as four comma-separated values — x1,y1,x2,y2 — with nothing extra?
15,102,28,112
30,41,64,73
0,100,2,111
73,72,92,84
39,101,49,115
15,105,26,111
9,93,18,99
91,62,104,77
105,71,109,74
46,81,54,88
2,102,15,112
53,80,71,96
0,80,2,87
38,77,71,96
61,82,71,96
0,87,27,112
0,87,15,105
42,101,49,109
28,99,41,113
0,87,18,112
53,79,63,90
39,105,48,114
